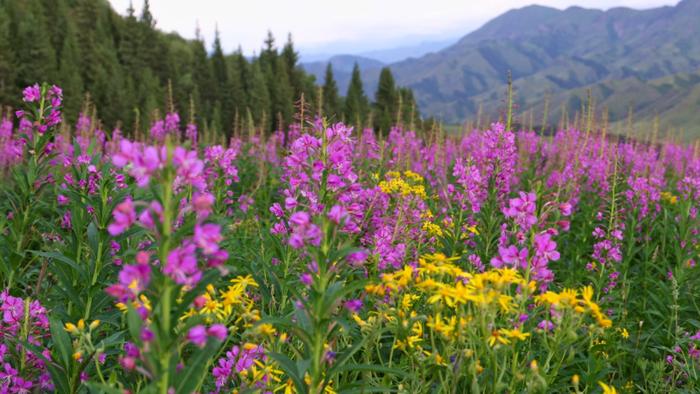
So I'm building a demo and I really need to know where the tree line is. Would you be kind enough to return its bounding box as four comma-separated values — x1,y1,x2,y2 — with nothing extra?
0,0,420,137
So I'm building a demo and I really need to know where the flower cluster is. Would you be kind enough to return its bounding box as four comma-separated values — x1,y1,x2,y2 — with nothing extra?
0,290,53,392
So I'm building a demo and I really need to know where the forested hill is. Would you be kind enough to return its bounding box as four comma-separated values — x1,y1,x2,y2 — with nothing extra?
0,0,419,135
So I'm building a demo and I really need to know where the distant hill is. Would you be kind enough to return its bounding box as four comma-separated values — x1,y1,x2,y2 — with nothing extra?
358,38,456,63
301,0,699,138
301,55,384,95
385,0,700,138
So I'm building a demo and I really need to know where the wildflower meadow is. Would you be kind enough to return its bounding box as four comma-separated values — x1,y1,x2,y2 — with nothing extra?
0,82,699,394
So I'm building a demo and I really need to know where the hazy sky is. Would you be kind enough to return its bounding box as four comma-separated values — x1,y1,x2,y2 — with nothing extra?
108,0,680,56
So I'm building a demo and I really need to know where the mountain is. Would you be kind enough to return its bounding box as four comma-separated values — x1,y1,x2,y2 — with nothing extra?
358,38,457,63
383,0,700,138
301,55,384,94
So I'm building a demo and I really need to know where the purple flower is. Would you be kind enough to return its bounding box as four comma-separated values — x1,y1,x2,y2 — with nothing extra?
533,232,560,262
187,325,208,347
344,299,363,313
1,294,23,324
192,192,215,218
163,243,201,286
194,223,223,255
108,198,136,236
328,205,348,224
208,324,228,341
288,211,322,249
300,273,313,286
503,191,537,231
491,245,528,269
140,327,154,342
105,261,151,302
173,147,205,190
22,84,41,103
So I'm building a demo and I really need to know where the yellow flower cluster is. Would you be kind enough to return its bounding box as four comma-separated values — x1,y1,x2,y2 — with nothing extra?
64,319,101,362
182,275,261,331
660,191,678,204
116,294,152,317
378,170,427,199
360,251,612,373
535,286,612,328
421,221,443,237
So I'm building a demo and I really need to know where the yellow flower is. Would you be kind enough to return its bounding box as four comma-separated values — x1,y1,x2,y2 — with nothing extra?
277,379,295,394
466,225,479,235
64,322,78,334
72,351,82,361
475,359,484,374
89,320,100,330
559,288,578,307
422,221,443,237
620,328,629,339
598,381,618,394
200,295,223,316
400,294,420,311
230,275,258,289
661,191,678,204
572,374,580,385
257,323,277,336
221,285,245,307
535,291,561,306
77,319,85,330
488,330,510,347
581,286,594,303
427,313,456,339
499,328,531,341
597,317,613,329
530,359,538,372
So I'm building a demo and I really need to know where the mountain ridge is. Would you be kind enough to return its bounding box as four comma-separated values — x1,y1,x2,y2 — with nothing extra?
384,0,699,138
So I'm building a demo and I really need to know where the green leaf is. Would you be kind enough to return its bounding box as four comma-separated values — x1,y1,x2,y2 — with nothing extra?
268,351,306,392
126,304,144,345
50,317,73,369
332,363,407,378
84,382,126,394
87,221,100,256
174,339,222,393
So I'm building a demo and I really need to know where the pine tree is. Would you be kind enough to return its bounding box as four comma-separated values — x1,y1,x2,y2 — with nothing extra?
211,29,228,92
118,1,144,72
191,36,214,122
56,19,84,123
247,60,270,126
260,30,277,69
272,56,294,130
210,29,230,129
322,63,341,120
344,63,369,128
140,0,155,29
0,6,16,106
224,54,246,136
282,33,303,100
12,0,56,89
399,88,418,127
42,0,70,62
374,67,397,134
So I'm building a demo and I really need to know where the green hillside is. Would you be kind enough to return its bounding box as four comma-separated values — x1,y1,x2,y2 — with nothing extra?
386,0,700,138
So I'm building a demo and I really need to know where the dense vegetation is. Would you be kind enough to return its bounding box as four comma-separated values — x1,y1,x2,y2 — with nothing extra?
0,81,698,393
1,1,699,393
0,0,419,136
